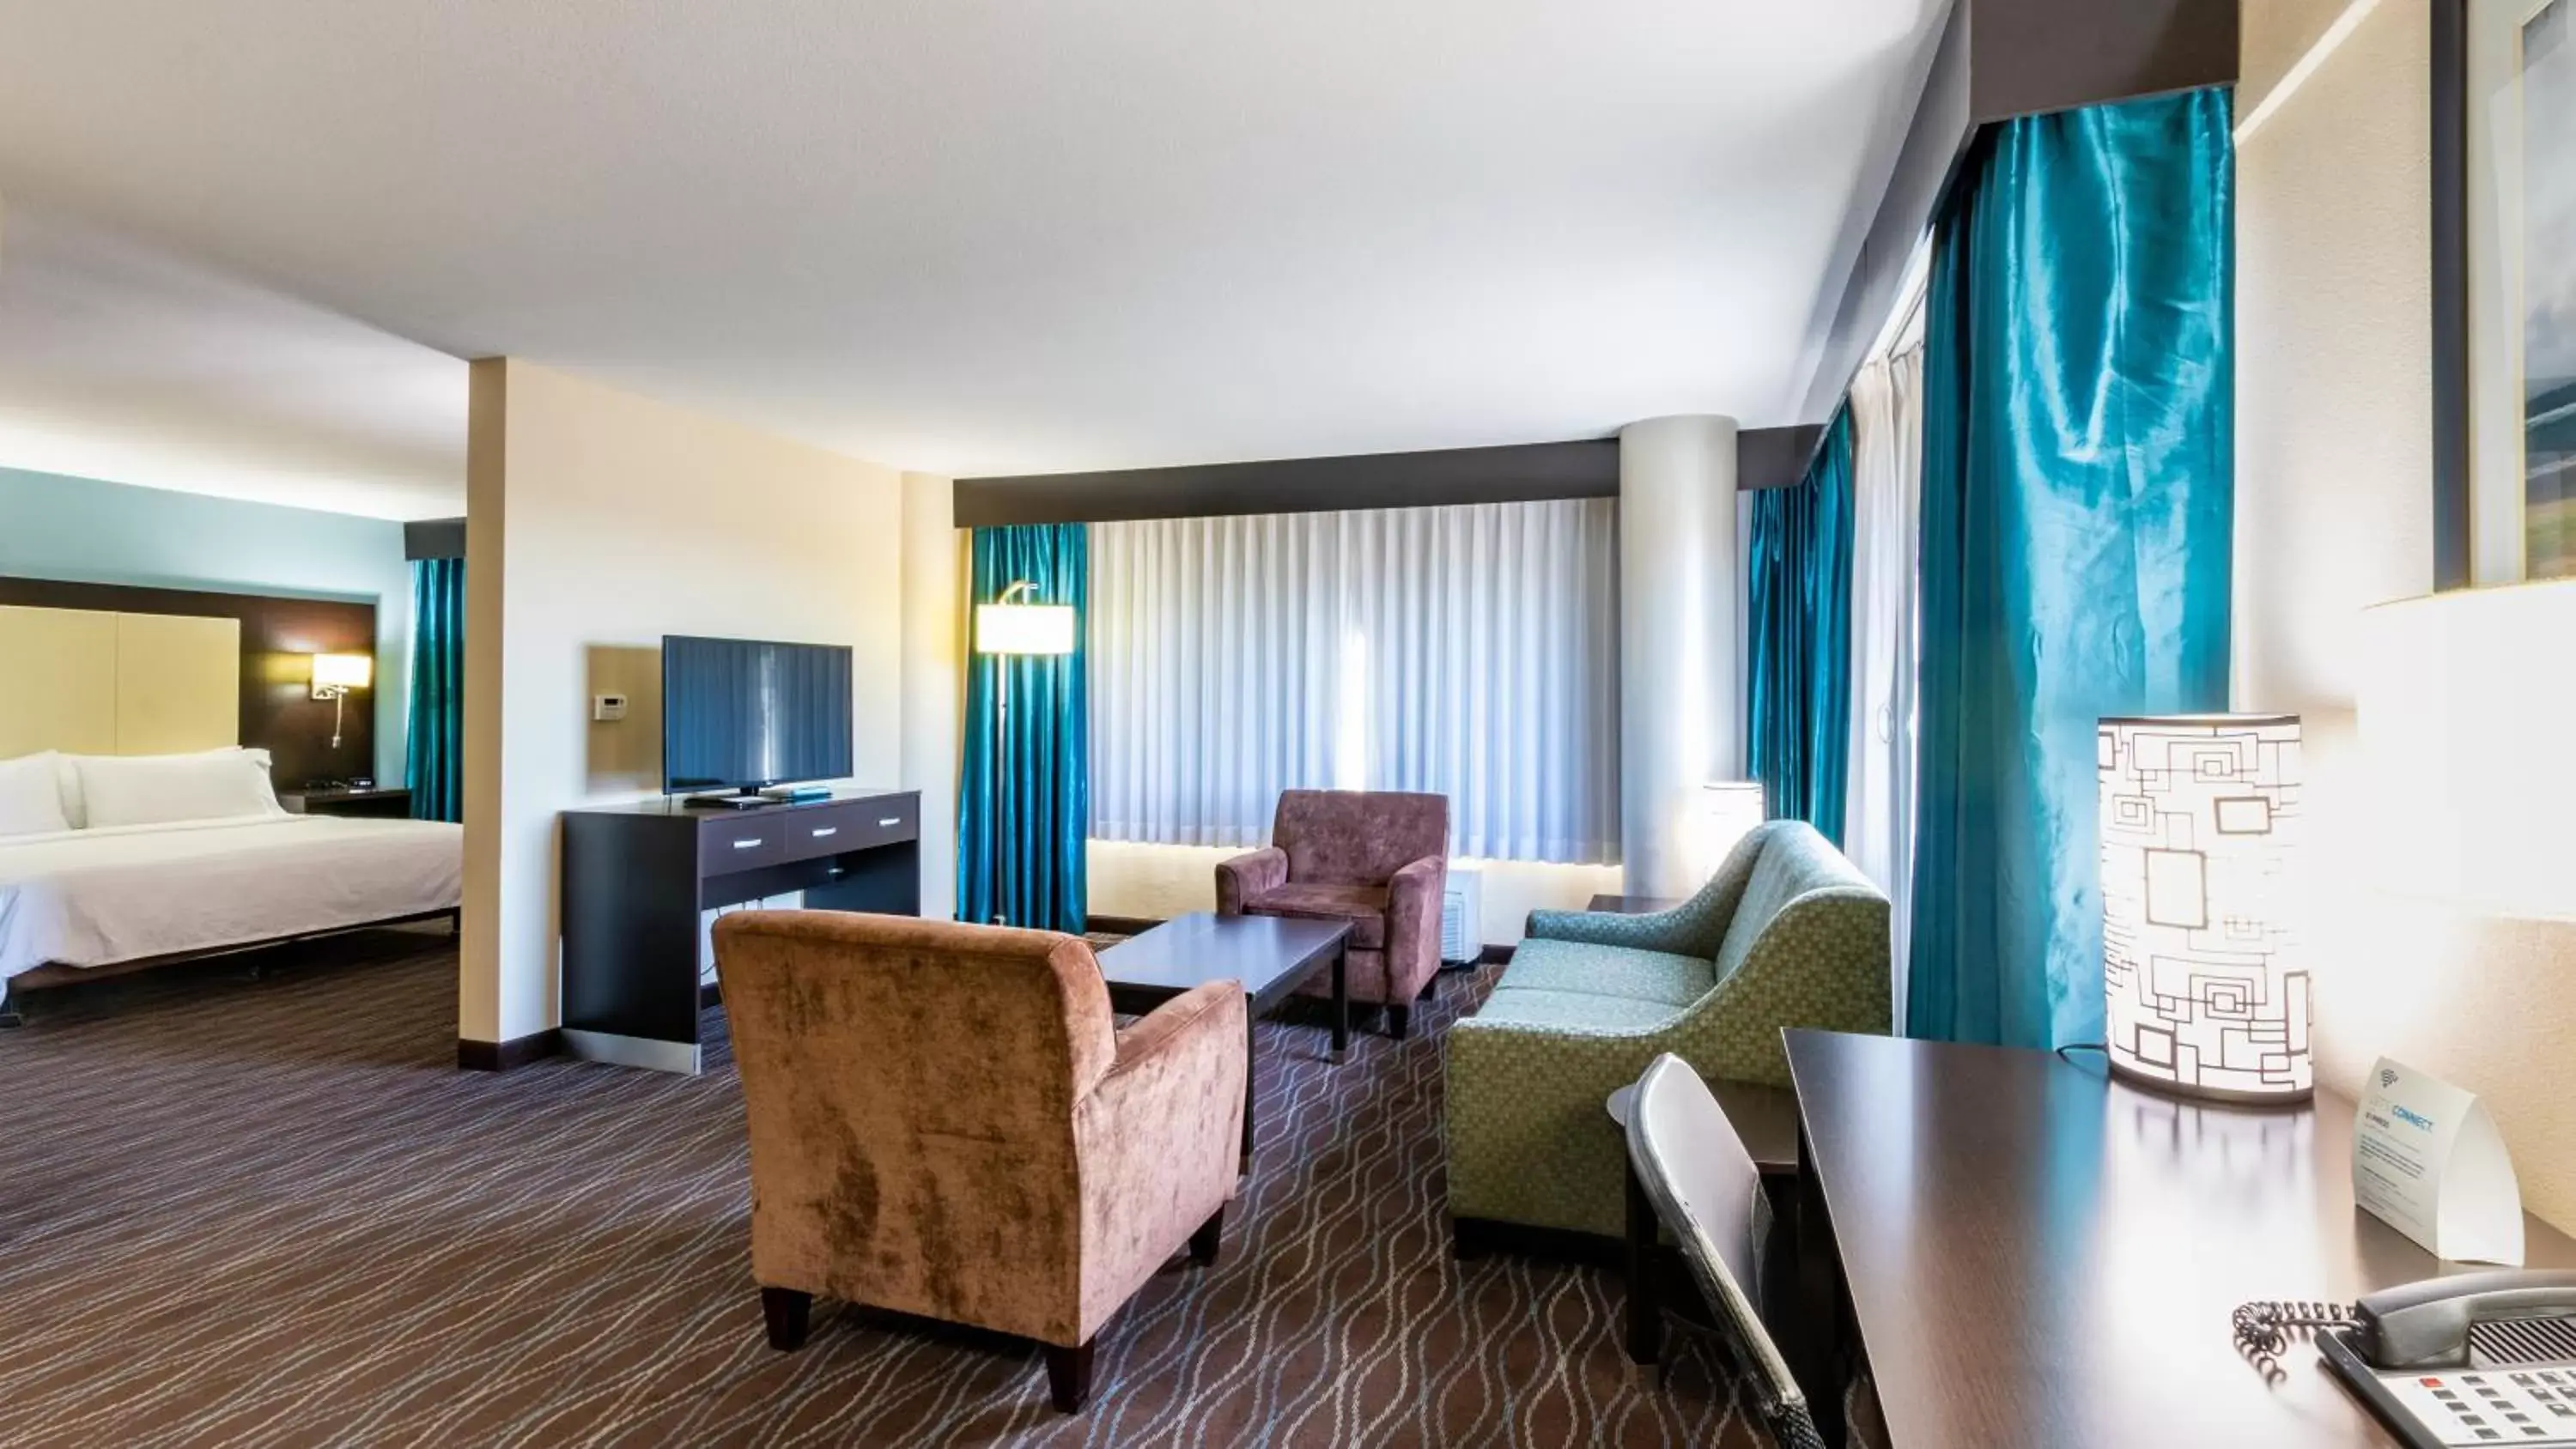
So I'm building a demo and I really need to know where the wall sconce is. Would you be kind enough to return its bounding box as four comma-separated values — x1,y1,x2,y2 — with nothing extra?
2098,714,2307,1104
975,580,1077,656
310,652,374,751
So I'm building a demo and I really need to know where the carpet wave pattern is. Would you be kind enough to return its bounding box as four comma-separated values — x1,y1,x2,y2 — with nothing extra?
0,932,1753,1446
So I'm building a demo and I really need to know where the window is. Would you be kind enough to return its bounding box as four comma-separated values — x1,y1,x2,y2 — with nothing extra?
1089,498,1619,864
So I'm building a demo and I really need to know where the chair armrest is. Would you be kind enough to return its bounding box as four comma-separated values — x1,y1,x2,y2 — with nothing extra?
1216,847,1289,914
1386,854,1447,964
1523,901,1714,955
1522,826,1772,957
1673,888,1891,1086
1074,980,1249,1339
1444,1009,1686,1233
1100,979,1249,1093
1523,906,1643,946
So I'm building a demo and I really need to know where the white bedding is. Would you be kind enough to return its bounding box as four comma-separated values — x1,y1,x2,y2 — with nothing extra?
0,814,464,981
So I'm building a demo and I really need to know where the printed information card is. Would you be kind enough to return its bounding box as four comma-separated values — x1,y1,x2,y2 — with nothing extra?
2354,1057,2525,1266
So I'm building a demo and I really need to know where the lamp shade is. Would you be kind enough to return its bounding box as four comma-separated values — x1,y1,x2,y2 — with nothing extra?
1700,780,1767,876
2098,714,2307,1102
975,602,1076,656
311,652,374,692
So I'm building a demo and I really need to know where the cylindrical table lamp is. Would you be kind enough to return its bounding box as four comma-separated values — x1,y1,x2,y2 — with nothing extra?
2097,714,2308,1103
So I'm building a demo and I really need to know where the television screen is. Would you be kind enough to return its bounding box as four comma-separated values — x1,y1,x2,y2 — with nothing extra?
661,635,854,794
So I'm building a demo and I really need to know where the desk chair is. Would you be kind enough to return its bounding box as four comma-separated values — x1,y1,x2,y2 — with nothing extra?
1625,1052,1826,1449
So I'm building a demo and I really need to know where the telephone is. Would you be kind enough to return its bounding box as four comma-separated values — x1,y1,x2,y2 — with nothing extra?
2238,1271,2576,1446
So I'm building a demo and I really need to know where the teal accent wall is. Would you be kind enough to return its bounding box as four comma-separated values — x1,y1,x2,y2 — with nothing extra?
0,467,414,782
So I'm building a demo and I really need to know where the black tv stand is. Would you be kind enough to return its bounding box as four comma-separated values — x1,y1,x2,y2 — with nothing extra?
559,788,920,1073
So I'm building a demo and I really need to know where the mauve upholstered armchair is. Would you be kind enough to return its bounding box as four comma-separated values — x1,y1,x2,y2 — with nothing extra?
1215,789,1449,1039
713,912,1247,1414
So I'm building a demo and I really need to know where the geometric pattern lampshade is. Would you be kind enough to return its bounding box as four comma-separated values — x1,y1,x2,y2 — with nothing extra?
2098,714,2308,1103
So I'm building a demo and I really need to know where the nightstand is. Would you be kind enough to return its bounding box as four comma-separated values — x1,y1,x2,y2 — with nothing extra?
282,787,414,819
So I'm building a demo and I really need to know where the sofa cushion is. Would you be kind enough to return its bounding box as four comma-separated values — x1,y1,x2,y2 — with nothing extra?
1472,986,1686,1034
1246,882,1389,950
1497,937,1716,1007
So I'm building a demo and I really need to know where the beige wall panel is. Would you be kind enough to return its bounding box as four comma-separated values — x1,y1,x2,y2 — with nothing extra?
2236,0,2576,1230
0,605,118,757
465,359,907,1044
112,613,240,755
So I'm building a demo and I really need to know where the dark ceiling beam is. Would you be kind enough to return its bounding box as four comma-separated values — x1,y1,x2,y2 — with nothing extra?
955,440,1616,528
1738,426,1826,492
957,423,1833,527
404,517,466,561
1789,0,2240,425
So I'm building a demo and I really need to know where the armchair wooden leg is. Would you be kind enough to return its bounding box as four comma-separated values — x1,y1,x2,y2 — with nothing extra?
1386,1004,1411,1040
1189,1205,1225,1267
1417,973,1439,1003
761,1287,811,1351
1045,1339,1097,1414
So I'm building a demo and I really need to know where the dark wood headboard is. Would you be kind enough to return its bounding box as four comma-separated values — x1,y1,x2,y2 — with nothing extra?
0,576,380,789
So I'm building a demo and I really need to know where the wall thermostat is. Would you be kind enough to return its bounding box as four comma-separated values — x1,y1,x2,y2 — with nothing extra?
592,694,629,722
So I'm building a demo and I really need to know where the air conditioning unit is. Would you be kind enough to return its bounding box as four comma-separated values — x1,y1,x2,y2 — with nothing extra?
1440,864,1484,966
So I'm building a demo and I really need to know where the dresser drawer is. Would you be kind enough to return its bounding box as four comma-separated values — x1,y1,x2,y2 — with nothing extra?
700,815,787,872
841,795,918,850
780,796,917,861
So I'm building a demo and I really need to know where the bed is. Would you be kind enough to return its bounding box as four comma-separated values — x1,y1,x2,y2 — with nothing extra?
1,812,463,980
0,747,464,1022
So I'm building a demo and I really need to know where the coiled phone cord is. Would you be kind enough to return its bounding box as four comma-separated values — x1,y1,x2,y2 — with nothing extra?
2233,1300,2359,1381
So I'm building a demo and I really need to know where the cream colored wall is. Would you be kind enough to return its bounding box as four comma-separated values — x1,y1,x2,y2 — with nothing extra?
461,358,906,1045
2237,0,2576,1228
1087,839,1619,949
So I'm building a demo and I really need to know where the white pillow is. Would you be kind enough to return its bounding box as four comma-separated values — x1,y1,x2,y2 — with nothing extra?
0,752,72,838
72,748,284,829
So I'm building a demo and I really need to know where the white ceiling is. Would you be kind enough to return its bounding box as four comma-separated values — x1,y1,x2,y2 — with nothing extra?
0,204,467,519
0,0,1943,505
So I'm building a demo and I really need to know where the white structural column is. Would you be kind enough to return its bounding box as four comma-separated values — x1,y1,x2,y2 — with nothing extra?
1617,415,1741,898
897,472,961,922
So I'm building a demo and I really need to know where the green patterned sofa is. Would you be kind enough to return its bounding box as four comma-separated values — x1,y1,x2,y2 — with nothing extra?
1445,820,1890,1246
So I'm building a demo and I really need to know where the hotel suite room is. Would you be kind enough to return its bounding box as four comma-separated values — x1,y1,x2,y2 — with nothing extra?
0,1,2569,1446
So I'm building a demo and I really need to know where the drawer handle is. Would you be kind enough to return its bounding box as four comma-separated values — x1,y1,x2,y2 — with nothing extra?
811,827,837,839
878,816,902,828
732,837,764,850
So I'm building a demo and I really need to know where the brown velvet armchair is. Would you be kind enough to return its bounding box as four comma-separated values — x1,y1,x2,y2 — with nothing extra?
1216,789,1449,1039
713,912,1247,1415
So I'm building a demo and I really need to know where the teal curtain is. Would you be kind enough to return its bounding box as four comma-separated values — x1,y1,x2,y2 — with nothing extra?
404,558,465,823
1747,405,1856,845
1906,89,2235,1050
958,525,1089,931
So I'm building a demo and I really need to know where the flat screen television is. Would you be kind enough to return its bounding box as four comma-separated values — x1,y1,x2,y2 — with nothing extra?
661,635,854,797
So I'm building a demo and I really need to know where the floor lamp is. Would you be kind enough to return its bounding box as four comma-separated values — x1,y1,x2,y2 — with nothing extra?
973,581,1076,925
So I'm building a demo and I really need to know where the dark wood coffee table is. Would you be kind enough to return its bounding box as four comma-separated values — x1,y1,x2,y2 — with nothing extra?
1094,912,1351,1172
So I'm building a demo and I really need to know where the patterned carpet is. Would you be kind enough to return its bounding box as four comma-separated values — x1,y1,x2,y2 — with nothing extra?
0,931,1755,1446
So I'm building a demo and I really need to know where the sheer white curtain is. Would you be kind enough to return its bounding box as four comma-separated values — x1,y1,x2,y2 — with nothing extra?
1090,498,1620,864
1844,345,1924,1009
1090,513,1339,848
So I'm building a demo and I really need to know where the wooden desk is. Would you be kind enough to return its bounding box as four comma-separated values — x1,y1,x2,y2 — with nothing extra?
1783,1029,2576,1447
1095,912,1350,1173
560,790,920,1074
